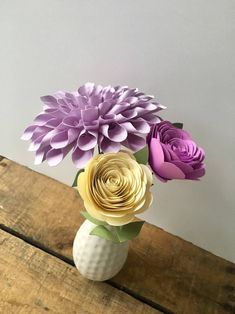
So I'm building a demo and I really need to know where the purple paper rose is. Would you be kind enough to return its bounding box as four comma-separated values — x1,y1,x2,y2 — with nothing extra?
147,121,205,182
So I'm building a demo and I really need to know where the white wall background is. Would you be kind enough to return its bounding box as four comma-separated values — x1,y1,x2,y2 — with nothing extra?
0,0,234,262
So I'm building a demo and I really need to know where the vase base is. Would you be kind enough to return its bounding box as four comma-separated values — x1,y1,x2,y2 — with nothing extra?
73,220,129,281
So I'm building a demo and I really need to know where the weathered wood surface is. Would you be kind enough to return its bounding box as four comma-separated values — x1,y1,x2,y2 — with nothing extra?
0,229,158,314
0,156,235,314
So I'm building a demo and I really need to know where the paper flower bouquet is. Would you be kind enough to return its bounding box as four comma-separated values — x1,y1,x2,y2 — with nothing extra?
22,83,205,280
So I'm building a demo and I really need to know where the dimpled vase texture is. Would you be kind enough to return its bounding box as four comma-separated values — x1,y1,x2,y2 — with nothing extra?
73,220,129,281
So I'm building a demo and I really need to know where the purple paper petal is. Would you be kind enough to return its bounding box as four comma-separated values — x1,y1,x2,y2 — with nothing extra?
123,133,146,152
46,144,73,166
76,96,88,108
81,108,99,123
34,113,54,126
21,125,38,140
101,123,127,142
78,82,95,97
171,160,193,174
125,96,138,104
62,116,80,127
98,101,113,116
77,131,98,151
46,148,64,166
40,95,58,107
29,129,55,152
186,167,206,179
157,162,186,180
99,114,116,125
108,123,128,142
119,109,138,120
34,146,51,165
149,138,165,165
50,129,78,149
109,103,130,115
30,126,51,142
83,120,99,131
72,147,94,168
89,95,101,107
121,119,150,134
100,137,121,153
46,118,62,128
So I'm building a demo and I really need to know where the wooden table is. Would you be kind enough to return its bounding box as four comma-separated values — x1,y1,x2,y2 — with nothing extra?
0,155,234,314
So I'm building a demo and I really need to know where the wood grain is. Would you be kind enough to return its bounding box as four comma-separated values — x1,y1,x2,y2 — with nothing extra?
0,229,159,314
0,156,235,314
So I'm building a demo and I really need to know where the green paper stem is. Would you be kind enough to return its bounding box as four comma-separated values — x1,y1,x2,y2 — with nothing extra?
80,211,106,226
72,169,84,187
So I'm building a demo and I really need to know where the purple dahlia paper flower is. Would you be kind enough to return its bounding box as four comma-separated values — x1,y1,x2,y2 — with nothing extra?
147,121,205,181
22,83,165,168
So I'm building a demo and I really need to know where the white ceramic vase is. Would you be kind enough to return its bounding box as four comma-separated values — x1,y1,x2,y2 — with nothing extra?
73,219,129,281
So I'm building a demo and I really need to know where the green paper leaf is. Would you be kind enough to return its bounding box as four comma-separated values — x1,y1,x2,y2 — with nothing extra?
80,211,106,226
115,221,145,242
134,146,149,165
90,225,119,243
173,122,183,129
72,169,84,187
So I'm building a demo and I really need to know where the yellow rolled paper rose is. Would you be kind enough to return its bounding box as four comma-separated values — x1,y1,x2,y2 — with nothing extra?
77,151,153,226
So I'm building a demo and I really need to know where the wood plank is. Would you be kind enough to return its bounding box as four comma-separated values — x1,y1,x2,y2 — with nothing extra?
0,229,159,314
0,156,235,314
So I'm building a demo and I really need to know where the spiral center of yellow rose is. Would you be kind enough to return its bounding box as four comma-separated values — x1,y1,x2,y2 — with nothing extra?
89,156,145,211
